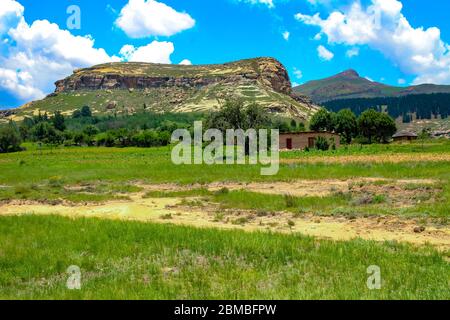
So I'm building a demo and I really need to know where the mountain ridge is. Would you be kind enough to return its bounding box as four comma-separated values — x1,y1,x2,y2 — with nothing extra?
294,69,450,103
0,58,319,124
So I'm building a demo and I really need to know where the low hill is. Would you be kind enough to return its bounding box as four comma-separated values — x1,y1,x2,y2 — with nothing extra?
294,69,450,103
2,58,318,124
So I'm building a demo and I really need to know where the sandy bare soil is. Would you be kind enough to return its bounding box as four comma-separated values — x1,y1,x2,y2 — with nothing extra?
281,153,450,164
139,177,438,198
1,191,449,250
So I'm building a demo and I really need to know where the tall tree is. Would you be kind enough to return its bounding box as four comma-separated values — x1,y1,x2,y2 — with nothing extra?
52,111,66,131
334,109,357,144
309,108,334,132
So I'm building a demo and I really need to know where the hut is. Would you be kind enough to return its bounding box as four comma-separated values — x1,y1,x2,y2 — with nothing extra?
279,132,340,150
392,131,418,143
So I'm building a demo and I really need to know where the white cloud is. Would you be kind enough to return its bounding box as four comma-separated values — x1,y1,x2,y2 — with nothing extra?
317,45,334,61
0,0,23,34
115,0,195,38
119,41,174,64
0,1,187,104
398,78,406,85
239,0,274,8
346,47,359,58
295,0,450,84
179,59,192,65
282,31,290,41
365,76,374,82
0,6,120,102
293,67,303,79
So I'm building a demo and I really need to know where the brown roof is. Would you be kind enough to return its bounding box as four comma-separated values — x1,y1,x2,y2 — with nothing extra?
279,131,339,136
392,131,418,138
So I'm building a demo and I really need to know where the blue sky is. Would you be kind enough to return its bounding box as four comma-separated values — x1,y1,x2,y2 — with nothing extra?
1,0,450,109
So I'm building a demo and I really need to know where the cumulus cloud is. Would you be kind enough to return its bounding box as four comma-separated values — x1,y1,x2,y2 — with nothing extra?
0,2,120,102
317,45,334,61
179,59,193,65
346,47,359,58
0,1,186,104
119,41,174,64
115,0,195,38
295,0,450,84
282,31,290,41
0,0,23,34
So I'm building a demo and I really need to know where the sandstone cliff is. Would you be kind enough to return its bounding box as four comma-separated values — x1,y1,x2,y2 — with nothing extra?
16,58,318,120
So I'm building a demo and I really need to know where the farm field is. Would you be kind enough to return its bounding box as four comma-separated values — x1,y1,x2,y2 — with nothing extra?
0,140,449,299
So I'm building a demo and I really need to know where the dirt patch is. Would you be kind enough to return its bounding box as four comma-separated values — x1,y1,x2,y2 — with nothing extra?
281,153,450,164
138,178,438,203
1,196,449,250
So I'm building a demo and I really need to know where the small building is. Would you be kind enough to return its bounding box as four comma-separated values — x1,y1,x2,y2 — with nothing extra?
279,132,341,150
392,131,418,143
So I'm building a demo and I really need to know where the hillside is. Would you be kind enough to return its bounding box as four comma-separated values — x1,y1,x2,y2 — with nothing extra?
294,69,450,103
2,58,318,123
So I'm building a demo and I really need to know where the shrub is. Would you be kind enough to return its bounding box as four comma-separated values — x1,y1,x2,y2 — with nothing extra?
315,136,330,151
0,126,22,153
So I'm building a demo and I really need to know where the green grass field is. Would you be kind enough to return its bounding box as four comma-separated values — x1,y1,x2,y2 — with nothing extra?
0,215,448,300
0,140,449,299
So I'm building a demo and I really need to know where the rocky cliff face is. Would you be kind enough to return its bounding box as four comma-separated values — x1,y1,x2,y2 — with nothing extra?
15,58,318,120
54,58,293,96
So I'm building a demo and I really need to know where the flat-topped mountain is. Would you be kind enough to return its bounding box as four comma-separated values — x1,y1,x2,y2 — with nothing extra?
5,58,318,122
294,69,450,103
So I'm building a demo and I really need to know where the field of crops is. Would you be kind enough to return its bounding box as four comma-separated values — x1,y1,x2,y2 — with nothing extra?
0,140,449,299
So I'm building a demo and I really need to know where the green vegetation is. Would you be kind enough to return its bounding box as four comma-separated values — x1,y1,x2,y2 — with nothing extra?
1,140,449,219
324,94,450,120
2,101,307,154
310,107,396,145
0,215,448,299
0,124,21,153
0,137,448,300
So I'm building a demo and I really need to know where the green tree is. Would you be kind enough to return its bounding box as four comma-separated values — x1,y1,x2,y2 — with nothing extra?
83,125,99,137
206,99,268,131
310,108,334,132
31,122,62,145
358,109,397,143
52,111,66,131
0,126,22,153
245,102,270,130
334,109,357,144
357,109,380,144
375,112,397,143
73,106,92,118
81,106,92,117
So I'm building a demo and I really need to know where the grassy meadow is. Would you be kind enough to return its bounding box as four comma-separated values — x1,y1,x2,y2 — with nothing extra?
0,215,448,300
0,140,449,299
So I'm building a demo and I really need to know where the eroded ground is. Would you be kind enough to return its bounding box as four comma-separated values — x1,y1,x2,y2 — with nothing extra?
281,153,450,164
1,178,449,250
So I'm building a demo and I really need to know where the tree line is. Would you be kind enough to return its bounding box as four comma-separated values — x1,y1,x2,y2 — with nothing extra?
323,93,450,120
310,108,397,144
0,100,397,154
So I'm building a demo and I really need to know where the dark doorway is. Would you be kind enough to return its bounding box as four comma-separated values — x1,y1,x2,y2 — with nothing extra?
308,137,316,148
286,138,293,150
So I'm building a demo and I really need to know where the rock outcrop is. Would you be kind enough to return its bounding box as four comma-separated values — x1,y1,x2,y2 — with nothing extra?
17,57,318,120
55,58,293,96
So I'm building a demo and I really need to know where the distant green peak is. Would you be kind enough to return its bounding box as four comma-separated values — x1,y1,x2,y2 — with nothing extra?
336,69,360,78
